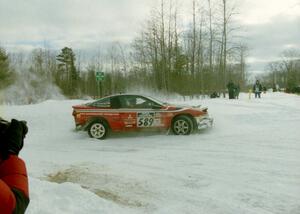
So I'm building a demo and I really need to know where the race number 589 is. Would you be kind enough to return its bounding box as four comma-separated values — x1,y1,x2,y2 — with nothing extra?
137,113,154,127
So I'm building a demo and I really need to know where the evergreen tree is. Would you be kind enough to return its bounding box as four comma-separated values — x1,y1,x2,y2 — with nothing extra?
56,47,79,96
0,47,14,90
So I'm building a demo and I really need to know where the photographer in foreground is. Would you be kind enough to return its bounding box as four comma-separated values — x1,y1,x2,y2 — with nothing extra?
0,118,29,214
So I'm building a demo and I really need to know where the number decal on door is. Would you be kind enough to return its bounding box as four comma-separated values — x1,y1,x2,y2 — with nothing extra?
137,113,155,127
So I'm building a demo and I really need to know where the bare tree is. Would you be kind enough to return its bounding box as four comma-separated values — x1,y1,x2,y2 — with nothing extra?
207,0,213,72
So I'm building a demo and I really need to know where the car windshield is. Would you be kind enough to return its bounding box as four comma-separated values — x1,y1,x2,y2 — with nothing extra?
147,96,165,106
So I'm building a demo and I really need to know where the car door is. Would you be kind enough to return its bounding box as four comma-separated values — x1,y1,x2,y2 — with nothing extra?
133,96,166,130
116,95,138,130
115,95,168,131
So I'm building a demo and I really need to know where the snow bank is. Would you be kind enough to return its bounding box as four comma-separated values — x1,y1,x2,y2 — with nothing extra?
27,178,136,214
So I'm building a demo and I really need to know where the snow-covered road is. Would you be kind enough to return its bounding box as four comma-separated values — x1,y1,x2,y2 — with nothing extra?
2,92,300,214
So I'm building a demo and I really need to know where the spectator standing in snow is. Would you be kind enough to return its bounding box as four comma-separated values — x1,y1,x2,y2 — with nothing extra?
234,83,240,99
253,80,263,98
227,80,235,99
0,118,29,214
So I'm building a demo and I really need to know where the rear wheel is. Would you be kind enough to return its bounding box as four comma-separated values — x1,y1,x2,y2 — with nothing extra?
88,121,108,139
172,115,193,135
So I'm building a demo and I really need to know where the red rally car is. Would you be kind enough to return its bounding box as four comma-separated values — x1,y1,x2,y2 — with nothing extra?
72,94,213,139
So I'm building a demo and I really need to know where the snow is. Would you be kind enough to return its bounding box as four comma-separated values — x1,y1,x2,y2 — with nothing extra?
1,92,300,214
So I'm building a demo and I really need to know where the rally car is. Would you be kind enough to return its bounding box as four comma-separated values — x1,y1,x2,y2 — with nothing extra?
72,94,213,139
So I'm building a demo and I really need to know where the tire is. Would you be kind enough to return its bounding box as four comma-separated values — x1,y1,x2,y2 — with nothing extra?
88,121,108,139
171,115,193,135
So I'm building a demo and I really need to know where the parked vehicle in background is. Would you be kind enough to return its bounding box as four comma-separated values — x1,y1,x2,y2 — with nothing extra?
72,94,213,139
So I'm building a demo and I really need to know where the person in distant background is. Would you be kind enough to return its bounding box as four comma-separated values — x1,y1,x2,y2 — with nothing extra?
253,80,263,98
227,80,235,99
234,83,240,99
0,118,29,214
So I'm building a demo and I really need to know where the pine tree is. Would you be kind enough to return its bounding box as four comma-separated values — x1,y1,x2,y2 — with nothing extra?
56,47,79,96
0,47,14,90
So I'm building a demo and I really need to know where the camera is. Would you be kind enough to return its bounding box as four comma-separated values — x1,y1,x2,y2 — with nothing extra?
0,118,27,136
0,118,28,157
0,118,27,135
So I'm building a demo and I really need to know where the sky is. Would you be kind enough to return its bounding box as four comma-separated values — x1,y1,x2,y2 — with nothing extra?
0,0,299,74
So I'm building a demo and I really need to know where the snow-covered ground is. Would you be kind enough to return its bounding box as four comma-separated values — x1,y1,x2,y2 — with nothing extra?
1,92,300,214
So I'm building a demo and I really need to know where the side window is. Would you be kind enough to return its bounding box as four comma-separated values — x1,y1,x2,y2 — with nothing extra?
118,96,139,108
136,97,149,108
122,96,136,108
136,98,145,105
111,97,121,109
117,95,161,109
117,96,130,108
136,97,160,109
139,97,162,109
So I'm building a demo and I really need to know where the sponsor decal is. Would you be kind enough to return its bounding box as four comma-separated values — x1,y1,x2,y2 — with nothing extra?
124,114,136,125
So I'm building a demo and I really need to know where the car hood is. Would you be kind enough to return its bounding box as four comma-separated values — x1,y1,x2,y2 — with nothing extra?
164,104,207,112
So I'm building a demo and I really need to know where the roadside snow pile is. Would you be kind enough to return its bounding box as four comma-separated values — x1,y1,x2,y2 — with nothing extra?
1,92,300,214
27,178,136,214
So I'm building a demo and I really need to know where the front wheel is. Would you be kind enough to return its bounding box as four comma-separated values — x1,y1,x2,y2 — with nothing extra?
88,121,108,139
171,116,193,135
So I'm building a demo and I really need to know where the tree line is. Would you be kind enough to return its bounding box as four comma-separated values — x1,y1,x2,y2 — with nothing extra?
131,0,248,95
0,0,250,103
263,49,300,93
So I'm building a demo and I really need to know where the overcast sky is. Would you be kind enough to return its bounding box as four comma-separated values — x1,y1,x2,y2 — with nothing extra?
0,0,299,74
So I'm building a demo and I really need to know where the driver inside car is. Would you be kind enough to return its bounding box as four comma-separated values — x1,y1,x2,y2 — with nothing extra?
126,98,136,108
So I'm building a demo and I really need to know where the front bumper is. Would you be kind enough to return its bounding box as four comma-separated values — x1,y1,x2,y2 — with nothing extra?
195,116,214,129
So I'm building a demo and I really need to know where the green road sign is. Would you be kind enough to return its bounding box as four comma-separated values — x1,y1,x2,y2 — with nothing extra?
96,71,104,81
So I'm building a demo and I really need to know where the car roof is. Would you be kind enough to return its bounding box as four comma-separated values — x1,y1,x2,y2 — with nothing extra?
104,93,146,99
102,94,164,105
